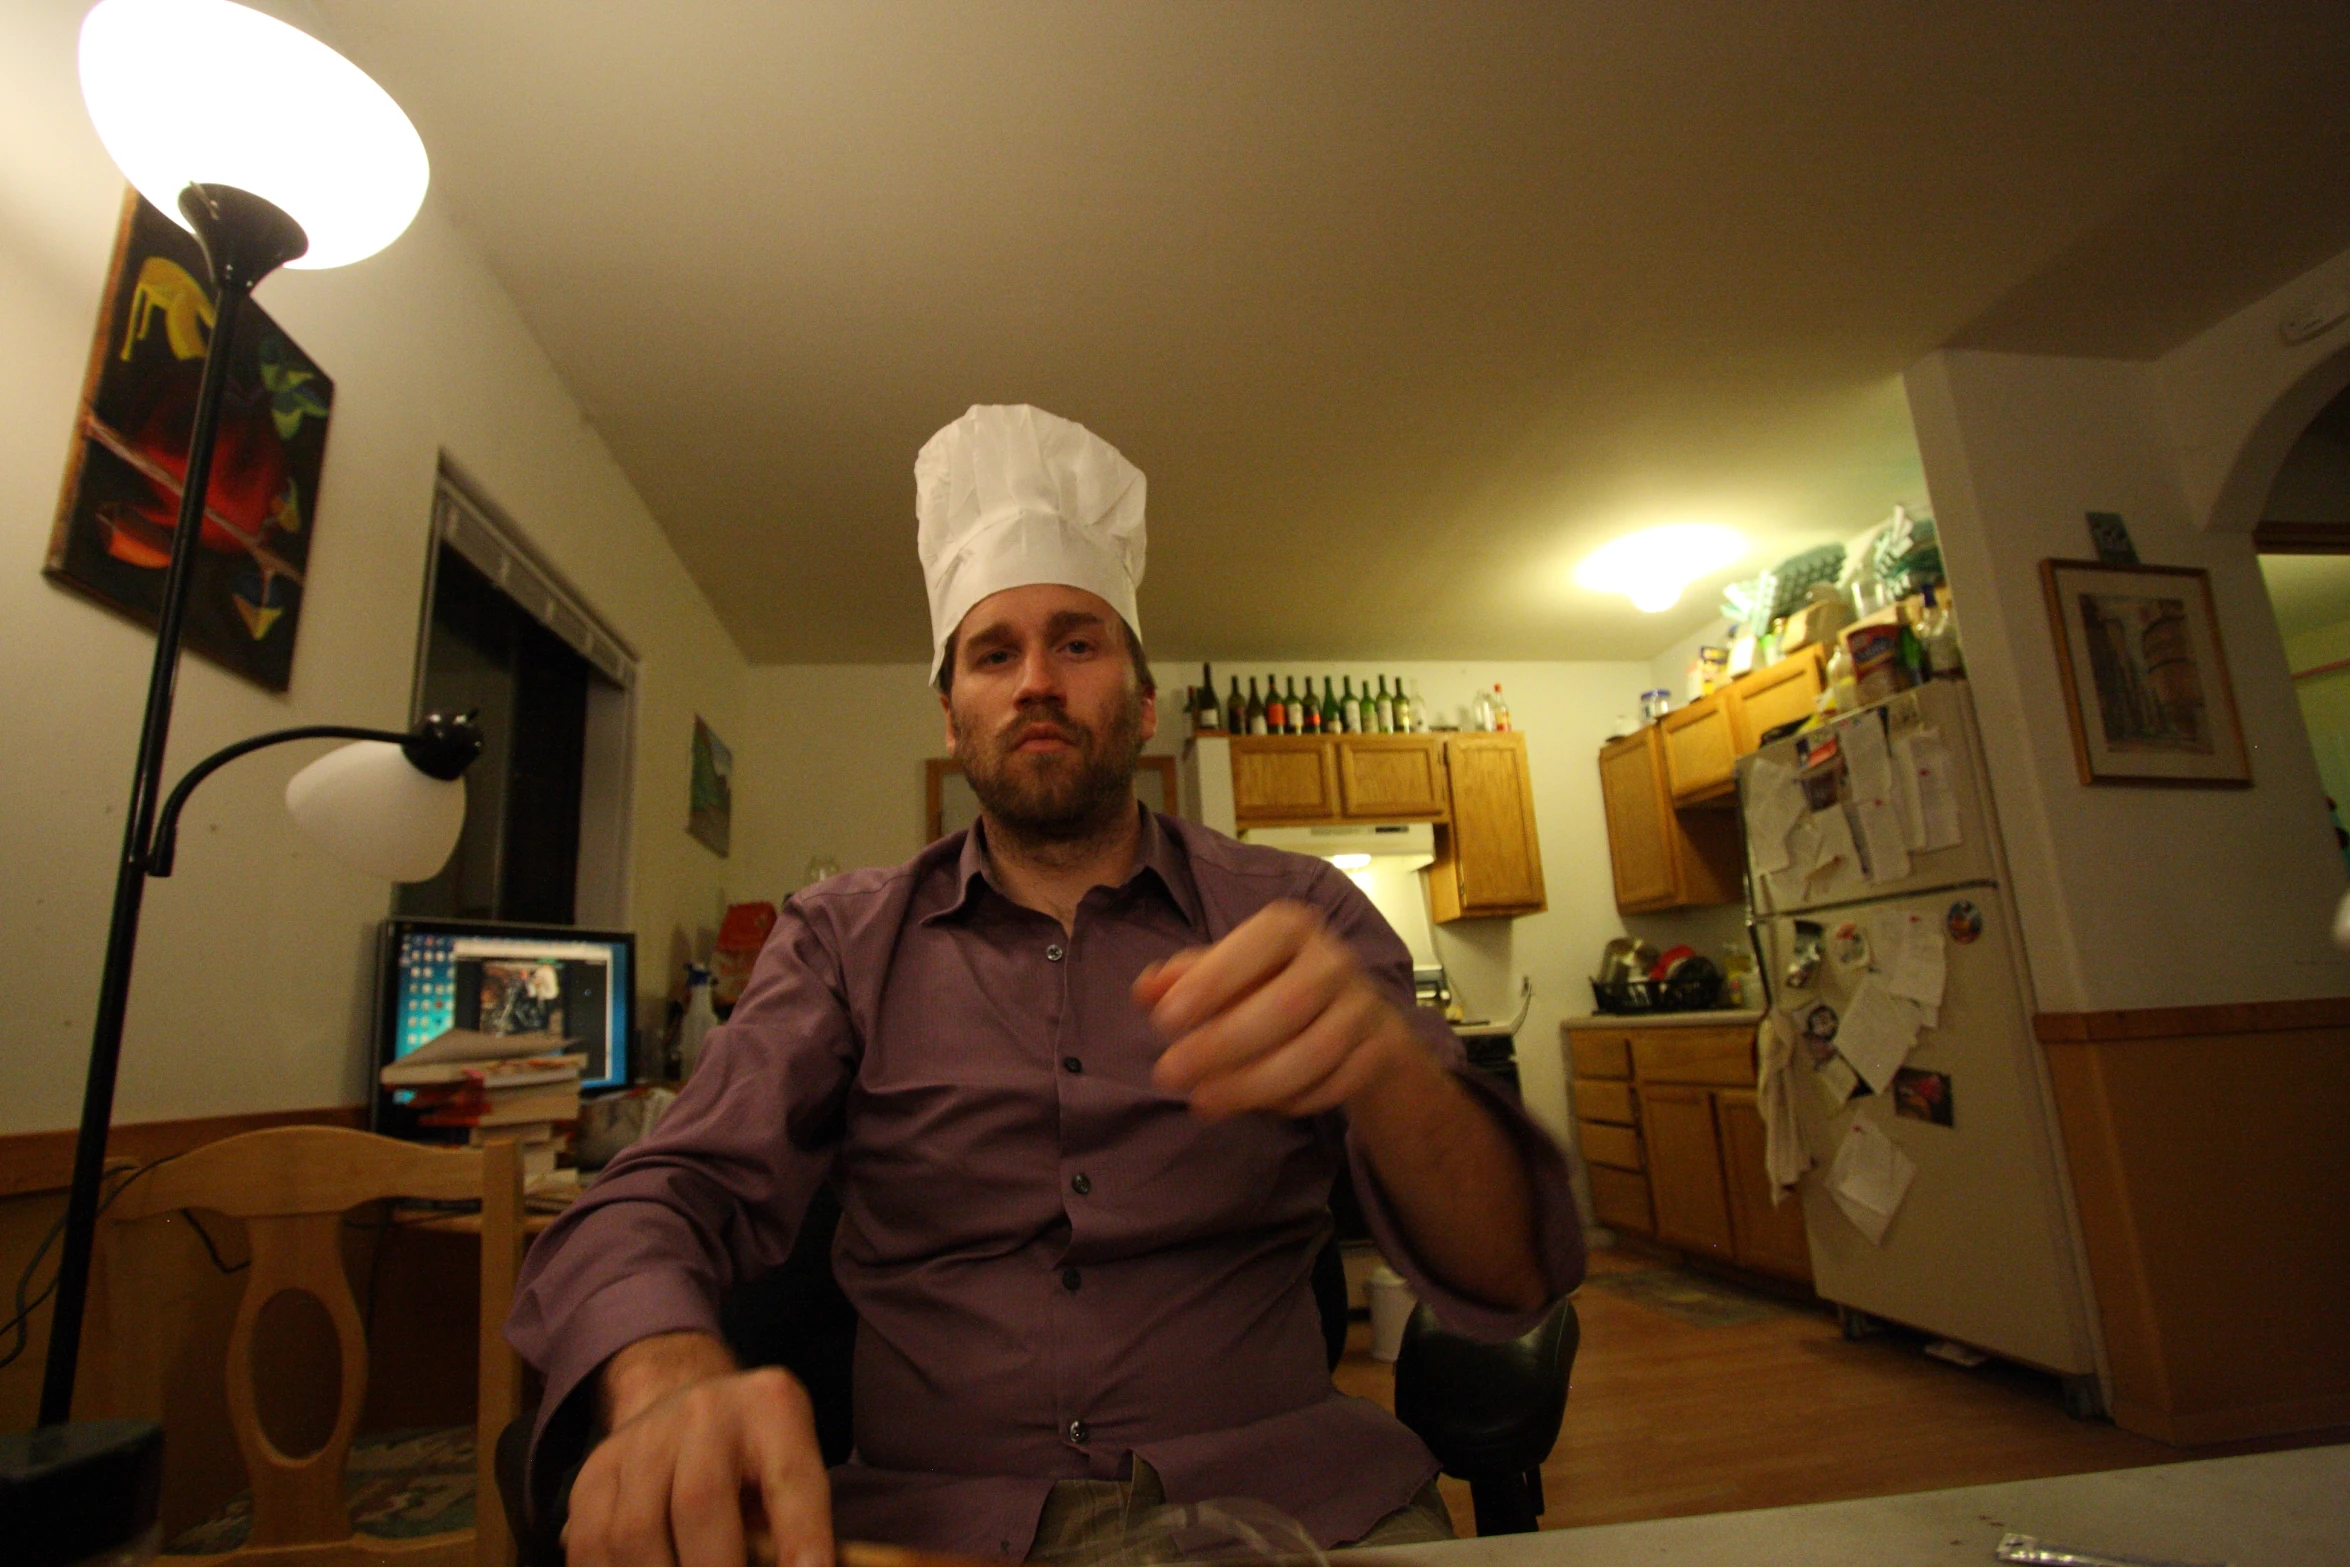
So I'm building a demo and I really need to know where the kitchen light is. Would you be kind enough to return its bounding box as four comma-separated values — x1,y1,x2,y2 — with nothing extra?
1575,524,1748,614
79,0,430,270
1331,853,1373,870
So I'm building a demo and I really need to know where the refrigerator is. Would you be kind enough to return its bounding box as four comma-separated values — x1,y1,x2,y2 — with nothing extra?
1741,679,2105,1407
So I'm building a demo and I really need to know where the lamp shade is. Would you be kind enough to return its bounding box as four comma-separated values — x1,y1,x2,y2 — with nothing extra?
78,0,429,269
285,740,465,881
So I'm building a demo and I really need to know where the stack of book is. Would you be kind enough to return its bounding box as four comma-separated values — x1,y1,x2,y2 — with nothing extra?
381,1028,584,1182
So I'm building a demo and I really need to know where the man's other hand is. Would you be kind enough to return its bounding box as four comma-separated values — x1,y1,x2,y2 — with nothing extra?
569,1331,833,1567
1136,900,1434,1119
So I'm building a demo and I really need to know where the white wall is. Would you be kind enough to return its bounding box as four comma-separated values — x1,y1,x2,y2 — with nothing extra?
1905,250,2350,1014
0,0,747,1132
730,656,1670,1141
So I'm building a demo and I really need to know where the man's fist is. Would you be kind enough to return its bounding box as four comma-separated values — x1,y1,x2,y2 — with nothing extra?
1135,901,1435,1119
570,1335,833,1567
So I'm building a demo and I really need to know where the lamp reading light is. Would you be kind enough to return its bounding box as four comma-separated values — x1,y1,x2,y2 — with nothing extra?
1574,524,1748,614
79,0,429,270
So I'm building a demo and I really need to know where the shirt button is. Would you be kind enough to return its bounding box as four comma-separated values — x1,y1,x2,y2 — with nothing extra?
1071,1172,1092,1196
1046,943,1066,962
1061,1266,1082,1291
1067,1418,1089,1445
1062,1056,1083,1074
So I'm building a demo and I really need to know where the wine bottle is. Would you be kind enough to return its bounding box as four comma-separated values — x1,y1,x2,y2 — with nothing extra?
1390,676,1411,734
1299,677,1322,734
1279,676,1300,734
1337,677,1356,734
1408,678,1428,731
1197,664,1222,731
1354,677,1374,735
1321,677,1341,735
1226,676,1246,734
1246,677,1268,735
1265,674,1286,734
1375,675,1395,734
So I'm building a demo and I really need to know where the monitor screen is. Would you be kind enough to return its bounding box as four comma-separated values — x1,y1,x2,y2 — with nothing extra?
376,918,635,1117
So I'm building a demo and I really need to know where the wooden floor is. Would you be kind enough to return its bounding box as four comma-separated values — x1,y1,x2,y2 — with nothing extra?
1334,1245,2348,1536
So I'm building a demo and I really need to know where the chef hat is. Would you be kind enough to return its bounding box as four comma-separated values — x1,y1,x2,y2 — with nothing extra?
916,404,1146,684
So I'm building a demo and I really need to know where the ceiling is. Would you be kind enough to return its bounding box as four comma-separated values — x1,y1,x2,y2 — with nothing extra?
310,1,2350,665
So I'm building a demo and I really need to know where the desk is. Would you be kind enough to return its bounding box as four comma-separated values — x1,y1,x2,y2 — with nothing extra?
1345,1446,2348,1566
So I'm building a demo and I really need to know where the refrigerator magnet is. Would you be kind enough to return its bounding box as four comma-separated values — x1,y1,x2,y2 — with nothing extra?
1893,1067,1955,1127
1829,920,1871,971
1801,1001,1841,1063
1946,899,1984,944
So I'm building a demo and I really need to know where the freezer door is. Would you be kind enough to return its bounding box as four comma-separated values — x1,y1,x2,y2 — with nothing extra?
1744,681,2003,917
1761,897,2100,1375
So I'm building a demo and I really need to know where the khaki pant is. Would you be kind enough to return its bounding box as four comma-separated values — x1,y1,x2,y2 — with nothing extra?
1026,1458,1455,1565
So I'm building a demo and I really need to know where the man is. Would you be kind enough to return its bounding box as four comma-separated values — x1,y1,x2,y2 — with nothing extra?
508,404,1584,1567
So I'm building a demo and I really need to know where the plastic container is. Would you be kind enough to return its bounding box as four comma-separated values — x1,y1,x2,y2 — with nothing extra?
1365,1265,1417,1363
678,964,717,1081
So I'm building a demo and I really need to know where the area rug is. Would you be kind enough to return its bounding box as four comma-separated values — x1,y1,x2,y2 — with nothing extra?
168,1425,475,1553
1583,1268,1787,1328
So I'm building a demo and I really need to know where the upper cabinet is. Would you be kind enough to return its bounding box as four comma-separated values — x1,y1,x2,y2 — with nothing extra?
1227,731,1545,922
1334,734,1449,820
1729,644,1827,751
1430,732,1546,921
1660,694,1738,805
1598,728,1742,913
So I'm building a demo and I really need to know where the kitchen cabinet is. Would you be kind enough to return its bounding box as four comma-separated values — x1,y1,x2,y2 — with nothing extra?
1641,1084,1736,1259
1334,735,1448,820
1660,694,1737,804
1228,737,1340,820
1560,1020,1814,1284
1597,729,1742,913
1716,1090,1813,1282
1428,732,1546,920
1730,644,1828,750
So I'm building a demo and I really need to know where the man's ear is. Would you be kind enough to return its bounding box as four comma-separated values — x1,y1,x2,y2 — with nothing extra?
941,691,963,756
1137,682,1158,745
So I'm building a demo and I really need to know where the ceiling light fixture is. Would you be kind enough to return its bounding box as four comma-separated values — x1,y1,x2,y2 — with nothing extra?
1574,524,1748,614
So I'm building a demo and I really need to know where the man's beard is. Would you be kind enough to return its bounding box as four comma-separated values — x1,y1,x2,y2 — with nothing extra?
953,687,1147,846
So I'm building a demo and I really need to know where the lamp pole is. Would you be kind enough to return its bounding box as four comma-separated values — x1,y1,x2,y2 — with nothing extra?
38,184,310,1427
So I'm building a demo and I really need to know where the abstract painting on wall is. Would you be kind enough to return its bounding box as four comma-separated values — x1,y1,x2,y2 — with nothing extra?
45,191,334,693
689,716,733,857
2041,560,2249,787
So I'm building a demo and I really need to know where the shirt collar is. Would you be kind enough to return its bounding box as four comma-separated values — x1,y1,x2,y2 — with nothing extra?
922,801,1204,933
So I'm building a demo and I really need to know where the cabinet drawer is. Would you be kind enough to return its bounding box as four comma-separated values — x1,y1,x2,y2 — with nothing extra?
1578,1119,1644,1171
1566,1029,1633,1080
1631,1026,1755,1087
1575,1078,1638,1125
1587,1165,1654,1235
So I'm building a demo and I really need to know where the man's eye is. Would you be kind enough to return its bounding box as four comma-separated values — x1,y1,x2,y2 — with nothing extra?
1064,639,1096,657
979,649,1013,666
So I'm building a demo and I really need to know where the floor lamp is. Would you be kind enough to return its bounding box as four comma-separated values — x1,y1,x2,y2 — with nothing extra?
29,0,442,1472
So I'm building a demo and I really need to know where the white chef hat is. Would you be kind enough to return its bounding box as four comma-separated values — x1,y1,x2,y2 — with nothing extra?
916,404,1146,684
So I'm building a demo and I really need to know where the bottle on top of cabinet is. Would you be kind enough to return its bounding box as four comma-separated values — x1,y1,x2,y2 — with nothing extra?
1194,664,1222,732
1391,677,1412,733
1246,678,1268,734
1489,683,1511,731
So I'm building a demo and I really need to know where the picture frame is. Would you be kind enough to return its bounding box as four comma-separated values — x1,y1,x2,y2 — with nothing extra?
688,716,733,856
2039,560,2249,788
45,190,334,692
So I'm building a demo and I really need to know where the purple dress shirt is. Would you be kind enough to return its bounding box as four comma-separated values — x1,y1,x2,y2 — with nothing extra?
507,809,1583,1557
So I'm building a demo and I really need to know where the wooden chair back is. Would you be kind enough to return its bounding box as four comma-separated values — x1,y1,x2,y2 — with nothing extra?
100,1126,523,1567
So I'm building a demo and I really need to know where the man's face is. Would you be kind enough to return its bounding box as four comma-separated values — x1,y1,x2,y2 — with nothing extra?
942,584,1157,841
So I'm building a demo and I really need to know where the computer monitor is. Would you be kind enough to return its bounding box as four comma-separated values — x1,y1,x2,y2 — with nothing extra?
374,917,635,1132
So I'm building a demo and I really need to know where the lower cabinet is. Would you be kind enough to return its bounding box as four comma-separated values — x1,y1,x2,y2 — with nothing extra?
1716,1090,1814,1281
1639,1084,1737,1260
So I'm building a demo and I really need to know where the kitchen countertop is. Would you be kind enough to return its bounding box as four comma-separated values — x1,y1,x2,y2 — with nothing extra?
1560,1008,1763,1031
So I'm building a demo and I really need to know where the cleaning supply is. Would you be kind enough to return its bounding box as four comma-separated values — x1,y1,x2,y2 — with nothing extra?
678,964,718,1081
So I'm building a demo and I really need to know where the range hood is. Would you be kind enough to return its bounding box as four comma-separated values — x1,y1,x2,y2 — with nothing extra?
1239,822,1435,868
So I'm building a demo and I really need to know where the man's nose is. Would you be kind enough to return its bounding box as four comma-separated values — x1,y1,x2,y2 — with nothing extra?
1012,645,1065,703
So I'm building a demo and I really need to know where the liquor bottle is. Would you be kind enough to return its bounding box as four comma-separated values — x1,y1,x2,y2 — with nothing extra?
1246,677,1268,735
1321,677,1342,735
1375,675,1396,733
1490,683,1512,731
1197,664,1222,731
1300,677,1322,734
1390,676,1411,734
1265,675,1286,734
1226,676,1246,734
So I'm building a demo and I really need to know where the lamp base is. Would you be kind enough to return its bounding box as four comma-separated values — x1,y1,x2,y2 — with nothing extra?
178,183,308,291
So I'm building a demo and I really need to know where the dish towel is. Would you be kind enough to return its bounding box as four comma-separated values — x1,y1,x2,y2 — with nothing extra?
1756,1011,1811,1201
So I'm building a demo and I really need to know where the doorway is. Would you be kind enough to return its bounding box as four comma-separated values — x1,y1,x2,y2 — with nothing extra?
2255,381,2350,873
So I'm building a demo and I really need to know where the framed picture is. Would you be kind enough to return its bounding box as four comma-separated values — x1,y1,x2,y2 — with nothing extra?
45,190,334,692
688,716,732,856
2040,560,2249,787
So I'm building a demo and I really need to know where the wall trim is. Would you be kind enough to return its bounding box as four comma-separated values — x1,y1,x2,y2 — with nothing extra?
0,1106,368,1199
2035,996,2350,1044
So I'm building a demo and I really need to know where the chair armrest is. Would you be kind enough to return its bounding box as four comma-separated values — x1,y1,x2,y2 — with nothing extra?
1391,1296,1579,1479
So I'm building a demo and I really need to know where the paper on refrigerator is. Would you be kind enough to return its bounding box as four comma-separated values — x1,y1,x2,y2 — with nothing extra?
1745,756,1804,875
1834,974,1921,1093
1805,805,1862,898
1892,728,1963,851
1829,1116,1917,1245
1881,910,1947,1009
1841,715,1912,884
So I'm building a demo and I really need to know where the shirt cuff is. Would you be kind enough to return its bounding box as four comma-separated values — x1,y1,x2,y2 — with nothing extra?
1344,1063,1587,1343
